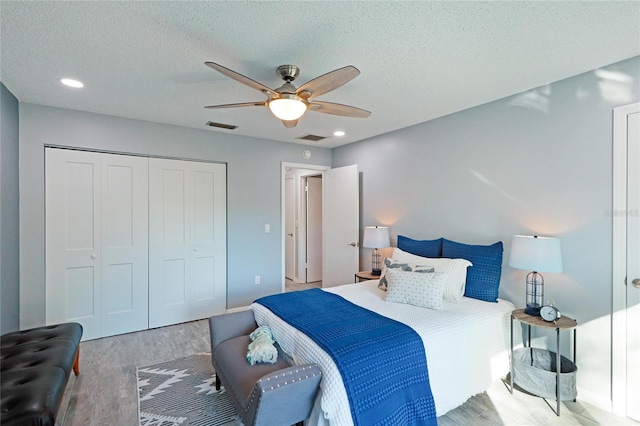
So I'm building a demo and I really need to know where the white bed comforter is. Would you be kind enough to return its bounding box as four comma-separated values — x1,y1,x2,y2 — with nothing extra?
251,280,520,426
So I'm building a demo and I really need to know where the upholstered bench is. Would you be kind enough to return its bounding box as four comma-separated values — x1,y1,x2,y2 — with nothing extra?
209,310,322,426
1,322,83,426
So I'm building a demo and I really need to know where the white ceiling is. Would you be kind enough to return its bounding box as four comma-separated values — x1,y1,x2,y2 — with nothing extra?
1,1,639,148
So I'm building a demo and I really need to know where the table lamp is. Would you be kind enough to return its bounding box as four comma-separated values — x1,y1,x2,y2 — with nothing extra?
509,235,563,316
362,226,390,276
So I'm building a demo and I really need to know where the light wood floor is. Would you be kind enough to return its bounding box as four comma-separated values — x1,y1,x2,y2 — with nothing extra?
59,288,638,426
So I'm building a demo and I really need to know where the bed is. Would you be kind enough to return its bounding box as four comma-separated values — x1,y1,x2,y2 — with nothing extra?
252,239,522,425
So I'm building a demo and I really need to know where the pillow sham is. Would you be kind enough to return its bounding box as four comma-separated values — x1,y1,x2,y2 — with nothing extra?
378,257,435,291
391,247,472,302
385,268,446,310
397,235,443,258
441,239,503,303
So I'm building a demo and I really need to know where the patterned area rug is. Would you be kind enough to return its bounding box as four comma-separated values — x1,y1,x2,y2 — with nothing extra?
137,353,243,426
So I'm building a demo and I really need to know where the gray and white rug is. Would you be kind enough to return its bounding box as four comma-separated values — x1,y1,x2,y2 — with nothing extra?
137,353,242,426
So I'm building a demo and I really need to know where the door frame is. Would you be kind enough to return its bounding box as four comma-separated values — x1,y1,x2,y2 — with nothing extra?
281,162,330,292
611,102,640,417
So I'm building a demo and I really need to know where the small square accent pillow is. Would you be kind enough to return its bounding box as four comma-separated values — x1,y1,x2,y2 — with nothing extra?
391,247,472,302
385,268,447,310
378,257,435,291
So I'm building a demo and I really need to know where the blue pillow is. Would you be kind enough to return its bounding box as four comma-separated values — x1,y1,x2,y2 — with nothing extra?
441,239,503,302
397,235,442,258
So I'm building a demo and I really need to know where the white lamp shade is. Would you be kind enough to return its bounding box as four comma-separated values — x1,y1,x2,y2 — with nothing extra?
362,226,390,249
268,97,307,120
509,235,563,273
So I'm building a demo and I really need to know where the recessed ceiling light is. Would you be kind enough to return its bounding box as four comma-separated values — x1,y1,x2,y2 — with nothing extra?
60,78,84,88
333,130,345,137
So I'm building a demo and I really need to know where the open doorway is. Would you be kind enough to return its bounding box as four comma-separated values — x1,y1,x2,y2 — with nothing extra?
284,166,324,290
281,162,360,293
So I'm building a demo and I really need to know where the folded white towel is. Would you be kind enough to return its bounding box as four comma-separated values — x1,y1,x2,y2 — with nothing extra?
247,325,278,365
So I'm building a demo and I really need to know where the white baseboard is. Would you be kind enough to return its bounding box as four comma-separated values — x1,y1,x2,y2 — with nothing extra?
577,386,612,413
226,305,250,314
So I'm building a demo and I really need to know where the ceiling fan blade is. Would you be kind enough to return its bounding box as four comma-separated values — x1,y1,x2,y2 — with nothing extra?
308,101,371,118
205,62,278,97
296,66,360,99
282,119,298,128
204,101,265,109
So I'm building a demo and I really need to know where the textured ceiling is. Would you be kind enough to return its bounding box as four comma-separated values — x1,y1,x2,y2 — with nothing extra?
1,1,639,148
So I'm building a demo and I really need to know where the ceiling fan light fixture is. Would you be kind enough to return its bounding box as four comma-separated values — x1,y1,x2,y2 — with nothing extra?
268,95,307,121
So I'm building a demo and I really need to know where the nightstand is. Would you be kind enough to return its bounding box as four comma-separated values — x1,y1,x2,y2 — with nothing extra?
510,309,578,416
354,271,380,282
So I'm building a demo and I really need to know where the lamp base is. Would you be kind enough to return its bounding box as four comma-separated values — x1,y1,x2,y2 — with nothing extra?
525,304,541,316
371,269,382,276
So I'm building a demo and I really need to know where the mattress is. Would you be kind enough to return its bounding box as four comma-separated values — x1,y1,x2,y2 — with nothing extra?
251,280,520,425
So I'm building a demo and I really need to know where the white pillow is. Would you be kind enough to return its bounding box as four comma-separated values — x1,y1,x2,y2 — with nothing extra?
378,257,435,291
392,247,472,302
385,268,447,310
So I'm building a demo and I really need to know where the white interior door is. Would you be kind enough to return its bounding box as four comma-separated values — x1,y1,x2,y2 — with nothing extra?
189,163,227,320
46,148,102,340
149,158,226,328
626,108,640,421
322,165,359,287
613,102,640,421
306,176,322,282
285,176,295,280
149,159,189,327
46,149,150,340
100,153,149,337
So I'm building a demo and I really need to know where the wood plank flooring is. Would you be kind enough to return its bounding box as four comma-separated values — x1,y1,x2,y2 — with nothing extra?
58,284,638,425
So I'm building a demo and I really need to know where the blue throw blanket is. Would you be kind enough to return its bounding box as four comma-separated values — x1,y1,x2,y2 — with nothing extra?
255,288,437,426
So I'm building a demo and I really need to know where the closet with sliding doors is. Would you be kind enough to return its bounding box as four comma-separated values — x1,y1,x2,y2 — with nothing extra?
45,147,226,340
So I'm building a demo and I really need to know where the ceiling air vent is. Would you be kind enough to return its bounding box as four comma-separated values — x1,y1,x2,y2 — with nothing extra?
205,121,237,130
296,134,326,142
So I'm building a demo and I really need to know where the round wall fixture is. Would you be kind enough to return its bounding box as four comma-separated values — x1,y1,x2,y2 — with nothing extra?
303,150,311,159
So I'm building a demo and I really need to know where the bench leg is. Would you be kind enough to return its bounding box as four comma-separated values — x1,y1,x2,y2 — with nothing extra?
73,347,80,376
215,373,221,390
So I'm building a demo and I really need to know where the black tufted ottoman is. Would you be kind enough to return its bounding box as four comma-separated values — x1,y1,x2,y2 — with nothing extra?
1,322,83,426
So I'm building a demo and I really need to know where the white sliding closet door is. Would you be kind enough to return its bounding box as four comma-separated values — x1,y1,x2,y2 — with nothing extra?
148,158,226,328
46,148,149,340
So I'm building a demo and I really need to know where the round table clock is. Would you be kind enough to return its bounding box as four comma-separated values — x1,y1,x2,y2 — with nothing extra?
540,304,561,322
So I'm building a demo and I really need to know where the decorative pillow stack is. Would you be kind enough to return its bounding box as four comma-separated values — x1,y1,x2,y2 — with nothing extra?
385,268,447,310
392,247,472,302
378,257,435,291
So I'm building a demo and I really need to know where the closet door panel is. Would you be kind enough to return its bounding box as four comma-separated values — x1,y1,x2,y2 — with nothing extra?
149,159,191,328
189,164,226,320
100,154,149,336
46,148,102,340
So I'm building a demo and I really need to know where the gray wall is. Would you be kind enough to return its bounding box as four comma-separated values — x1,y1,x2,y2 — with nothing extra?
1,83,20,334
18,104,332,328
333,56,640,408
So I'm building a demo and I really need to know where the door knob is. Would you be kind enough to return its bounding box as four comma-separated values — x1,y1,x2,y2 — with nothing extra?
632,278,640,288
287,233,293,237
349,242,358,247
90,254,96,260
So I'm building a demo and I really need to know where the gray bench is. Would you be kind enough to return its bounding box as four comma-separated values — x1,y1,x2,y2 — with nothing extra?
209,310,322,426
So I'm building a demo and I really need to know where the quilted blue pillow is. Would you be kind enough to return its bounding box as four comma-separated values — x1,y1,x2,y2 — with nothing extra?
397,235,443,258
442,239,503,302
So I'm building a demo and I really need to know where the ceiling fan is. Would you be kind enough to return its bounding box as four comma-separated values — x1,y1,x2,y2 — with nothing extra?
204,62,371,128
